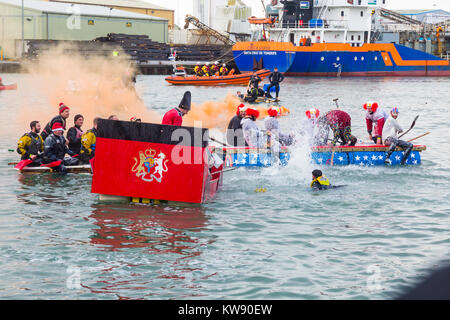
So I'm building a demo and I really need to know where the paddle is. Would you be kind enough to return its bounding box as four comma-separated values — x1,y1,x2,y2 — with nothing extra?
210,137,232,148
41,160,62,168
398,115,419,139
221,167,238,174
408,132,430,143
14,159,33,171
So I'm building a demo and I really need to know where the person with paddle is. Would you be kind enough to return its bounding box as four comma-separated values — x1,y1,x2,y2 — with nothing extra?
41,103,70,141
227,104,248,147
42,122,78,172
383,107,414,166
16,121,44,166
364,102,389,145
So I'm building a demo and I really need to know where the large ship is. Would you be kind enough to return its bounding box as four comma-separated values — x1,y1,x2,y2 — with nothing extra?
232,0,450,76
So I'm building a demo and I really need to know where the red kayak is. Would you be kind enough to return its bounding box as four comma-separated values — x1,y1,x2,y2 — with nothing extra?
0,83,17,90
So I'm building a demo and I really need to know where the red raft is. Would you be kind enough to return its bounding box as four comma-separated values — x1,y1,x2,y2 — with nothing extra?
0,83,17,90
165,69,271,86
91,119,223,205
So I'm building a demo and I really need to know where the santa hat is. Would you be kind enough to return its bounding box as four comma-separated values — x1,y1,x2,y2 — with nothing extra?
52,122,64,132
246,107,260,119
59,102,69,114
267,106,279,117
236,103,247,116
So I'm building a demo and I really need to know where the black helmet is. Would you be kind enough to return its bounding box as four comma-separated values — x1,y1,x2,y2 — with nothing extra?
179,91,191,111
312,170,322,179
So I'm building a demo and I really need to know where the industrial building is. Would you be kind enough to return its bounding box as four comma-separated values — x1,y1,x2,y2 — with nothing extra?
43,0,175,28
0,0,168,59
396,9,450,25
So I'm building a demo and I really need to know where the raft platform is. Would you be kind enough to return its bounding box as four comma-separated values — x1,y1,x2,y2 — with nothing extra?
214,145,427,167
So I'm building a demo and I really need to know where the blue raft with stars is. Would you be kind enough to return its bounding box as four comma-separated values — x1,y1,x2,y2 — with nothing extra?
213,145,426,167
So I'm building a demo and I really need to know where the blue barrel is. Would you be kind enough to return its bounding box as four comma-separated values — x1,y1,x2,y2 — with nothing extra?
263,84,277,93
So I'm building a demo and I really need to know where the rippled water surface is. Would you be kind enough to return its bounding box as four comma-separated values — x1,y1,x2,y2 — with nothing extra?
0,74,449,299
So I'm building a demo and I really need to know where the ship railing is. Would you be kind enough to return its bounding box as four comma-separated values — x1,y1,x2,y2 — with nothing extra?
273,20,349,30
441,53,450,61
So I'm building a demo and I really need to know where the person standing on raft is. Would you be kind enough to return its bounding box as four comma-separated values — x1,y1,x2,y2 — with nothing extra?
17,121,44,166
364,102,389,145
41,103,70,141
300,108,321,145
383,107,414,166
227,104,248,147
265,67,284,100
162,91,191,126
67,114,84,155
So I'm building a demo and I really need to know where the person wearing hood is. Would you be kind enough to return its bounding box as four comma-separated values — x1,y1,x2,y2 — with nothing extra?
227,104,248,147
241,107,265,148
41,103,70,141
162,91,191,126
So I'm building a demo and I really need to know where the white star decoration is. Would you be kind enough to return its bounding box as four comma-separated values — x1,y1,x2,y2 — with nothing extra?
411,154,415,158
395,156,401,161
378,155,383,160
371,155,377,160
318,158,323,164
355,156,361,161
363,156,368,160
338,156,344,162
413,160,418,164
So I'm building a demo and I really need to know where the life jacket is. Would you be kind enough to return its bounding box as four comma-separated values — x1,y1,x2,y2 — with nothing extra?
310,176,330,188
220,67,228,75
81,128,97,155
17,132,43,158
194,65,201,74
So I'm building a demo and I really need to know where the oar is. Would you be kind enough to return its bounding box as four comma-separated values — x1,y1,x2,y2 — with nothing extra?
210,137,232,148
221,167,238,174
408,132,430,143
398,115,419,139
330,146,336,166
14,159,33,170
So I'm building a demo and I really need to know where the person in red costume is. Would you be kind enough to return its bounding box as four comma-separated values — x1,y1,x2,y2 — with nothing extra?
364,102,389,145
162,91,191,126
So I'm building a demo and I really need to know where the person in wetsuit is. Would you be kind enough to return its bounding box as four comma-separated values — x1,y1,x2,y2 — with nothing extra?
42,122,78,172
41,103,70,141
67,114,84,155
265,67,285,99
17,121,44,166
227,104,248,147
311,170,345,191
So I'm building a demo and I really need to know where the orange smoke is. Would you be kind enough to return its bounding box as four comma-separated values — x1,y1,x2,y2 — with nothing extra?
16,43,160,134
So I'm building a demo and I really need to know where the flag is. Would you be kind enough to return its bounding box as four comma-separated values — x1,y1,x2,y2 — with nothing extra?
347,0,354,4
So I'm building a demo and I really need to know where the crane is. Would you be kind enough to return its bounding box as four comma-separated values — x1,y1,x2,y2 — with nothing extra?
184,15,235,46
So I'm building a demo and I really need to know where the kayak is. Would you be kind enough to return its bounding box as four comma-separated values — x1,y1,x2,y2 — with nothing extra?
165,69,271,86
0,83,17,90
213,145,427,167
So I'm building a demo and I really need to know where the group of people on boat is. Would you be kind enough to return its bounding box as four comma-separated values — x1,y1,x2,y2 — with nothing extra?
194,61,234,77
226,100,414,167
16,103,114,173
238,68,285,103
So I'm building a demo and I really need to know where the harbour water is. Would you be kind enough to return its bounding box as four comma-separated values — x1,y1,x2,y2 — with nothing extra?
0,74,449,299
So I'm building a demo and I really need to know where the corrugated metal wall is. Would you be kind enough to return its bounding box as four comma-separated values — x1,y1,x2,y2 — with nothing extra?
0,3,168,58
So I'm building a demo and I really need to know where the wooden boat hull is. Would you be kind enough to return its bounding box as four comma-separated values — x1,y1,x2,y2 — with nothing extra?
165,69,271,86
213,145,426,167
0,83,17,90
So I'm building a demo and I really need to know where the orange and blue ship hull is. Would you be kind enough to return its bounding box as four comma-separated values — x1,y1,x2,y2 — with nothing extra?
232,42,450,77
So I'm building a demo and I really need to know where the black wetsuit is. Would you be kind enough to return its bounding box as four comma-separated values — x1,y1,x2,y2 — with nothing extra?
67,125,83,154
226,115,248,147
41,116,66,141
244,88,259,103
43,133,77,171
266,71,285,98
